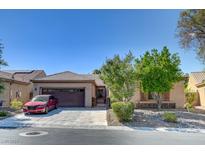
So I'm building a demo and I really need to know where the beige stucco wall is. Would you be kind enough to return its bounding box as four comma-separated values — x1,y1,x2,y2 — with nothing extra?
131,81,186,108
92,84,96,98
0,81,31,107
197,86,205,107
33,82,95,107
187,75,198,92
130,86,141,103
170,81,186,108
187,74,201,106
11,83,31,104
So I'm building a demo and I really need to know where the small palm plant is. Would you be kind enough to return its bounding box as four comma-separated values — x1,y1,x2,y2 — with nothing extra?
184,88,196,112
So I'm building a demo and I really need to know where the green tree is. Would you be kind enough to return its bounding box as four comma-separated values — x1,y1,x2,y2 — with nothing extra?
0,42,8,93
92,69,101,74
100,52,136,102
177,10,205,63
135,47,183,109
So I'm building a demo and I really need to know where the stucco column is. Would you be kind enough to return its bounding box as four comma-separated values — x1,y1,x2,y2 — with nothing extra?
85,85,92,107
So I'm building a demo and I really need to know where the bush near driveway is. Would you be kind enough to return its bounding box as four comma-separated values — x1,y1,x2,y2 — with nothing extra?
111,102,134,122
10,99,23,110
0,107,22,120
0,111,8,117
107,109,121,126
162,112,177,123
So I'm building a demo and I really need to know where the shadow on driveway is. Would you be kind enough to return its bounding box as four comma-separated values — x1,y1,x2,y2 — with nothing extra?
0,108,62,128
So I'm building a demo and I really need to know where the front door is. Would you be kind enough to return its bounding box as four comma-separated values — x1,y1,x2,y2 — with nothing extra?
96,87,106,104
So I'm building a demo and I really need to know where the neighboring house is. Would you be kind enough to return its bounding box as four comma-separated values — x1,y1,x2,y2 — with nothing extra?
187,72,205,107
32,71,107,107
131,80,186,108
0,70,46,107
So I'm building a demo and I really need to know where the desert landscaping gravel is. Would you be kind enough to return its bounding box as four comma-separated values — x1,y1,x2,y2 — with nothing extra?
123,109,205,129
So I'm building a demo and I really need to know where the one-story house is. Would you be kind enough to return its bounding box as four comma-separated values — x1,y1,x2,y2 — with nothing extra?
0,70,46,107
32,71,108,107
187,72,205,107
32,71,186,108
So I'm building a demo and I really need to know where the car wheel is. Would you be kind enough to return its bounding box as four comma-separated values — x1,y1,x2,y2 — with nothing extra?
45,107,49,114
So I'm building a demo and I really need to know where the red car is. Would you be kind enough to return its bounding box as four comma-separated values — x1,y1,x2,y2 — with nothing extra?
23,95,58,114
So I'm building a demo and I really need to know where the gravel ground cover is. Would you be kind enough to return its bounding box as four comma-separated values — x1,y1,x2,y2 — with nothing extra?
108,109,205,129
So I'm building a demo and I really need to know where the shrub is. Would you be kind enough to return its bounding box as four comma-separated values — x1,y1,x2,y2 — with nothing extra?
10,99,23,110
162,112,177,123
184,90,196,112
111,102,134,122
0,111,8,117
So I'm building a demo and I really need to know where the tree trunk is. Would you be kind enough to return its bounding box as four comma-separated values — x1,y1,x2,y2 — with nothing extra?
156,93,161,110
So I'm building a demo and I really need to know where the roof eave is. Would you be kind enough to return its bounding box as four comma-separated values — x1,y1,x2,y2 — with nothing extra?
0,78,30,85
196,82,205,87
32,80,96,84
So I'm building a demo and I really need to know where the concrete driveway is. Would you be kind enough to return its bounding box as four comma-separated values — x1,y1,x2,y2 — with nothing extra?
0,108,107,128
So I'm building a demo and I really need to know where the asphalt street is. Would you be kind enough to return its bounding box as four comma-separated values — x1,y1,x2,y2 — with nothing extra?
0,127,205,145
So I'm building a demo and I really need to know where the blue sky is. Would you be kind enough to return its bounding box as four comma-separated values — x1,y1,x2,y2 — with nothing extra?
0,10,203,75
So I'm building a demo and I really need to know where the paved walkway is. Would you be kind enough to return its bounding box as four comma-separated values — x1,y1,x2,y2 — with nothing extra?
0,108,107,128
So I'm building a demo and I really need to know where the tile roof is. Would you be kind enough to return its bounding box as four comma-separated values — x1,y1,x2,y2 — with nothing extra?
13,70,45,82
0,70,45,83
3,70,33,74
190,72,205,84
91,74,105,86
33,71,105,86
0,71,16,80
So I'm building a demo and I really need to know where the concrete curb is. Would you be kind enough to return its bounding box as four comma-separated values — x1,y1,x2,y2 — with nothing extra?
111,126,205,134
1,124,205,134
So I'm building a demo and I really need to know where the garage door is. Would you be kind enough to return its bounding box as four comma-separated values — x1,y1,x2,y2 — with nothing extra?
42,88,85,107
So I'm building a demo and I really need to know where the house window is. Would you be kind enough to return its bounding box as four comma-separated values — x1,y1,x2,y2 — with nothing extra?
97,89,104,98
16,90,21,98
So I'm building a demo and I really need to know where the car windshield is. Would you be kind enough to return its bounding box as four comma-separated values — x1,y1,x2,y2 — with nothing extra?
31,96,49,102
